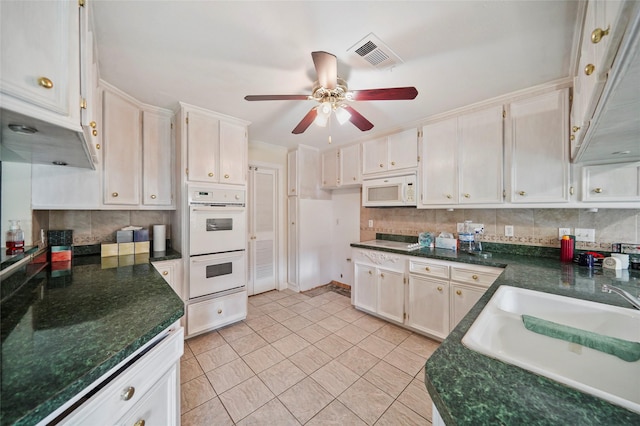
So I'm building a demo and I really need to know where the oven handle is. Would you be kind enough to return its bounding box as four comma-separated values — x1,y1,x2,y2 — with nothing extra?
190,253,244,263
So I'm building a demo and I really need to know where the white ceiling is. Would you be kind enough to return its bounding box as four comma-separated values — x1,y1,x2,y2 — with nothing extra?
91,1,581,150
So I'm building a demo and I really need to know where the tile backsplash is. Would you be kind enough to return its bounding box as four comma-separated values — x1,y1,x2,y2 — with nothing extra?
360,207,640,251
37,210,172,246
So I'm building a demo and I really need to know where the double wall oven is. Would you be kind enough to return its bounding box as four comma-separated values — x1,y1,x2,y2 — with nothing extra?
188,185,246,300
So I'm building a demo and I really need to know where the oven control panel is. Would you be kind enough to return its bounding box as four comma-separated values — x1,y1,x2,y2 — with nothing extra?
189,186,245,205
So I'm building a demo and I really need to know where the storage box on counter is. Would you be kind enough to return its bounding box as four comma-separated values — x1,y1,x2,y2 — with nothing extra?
435,236,458,251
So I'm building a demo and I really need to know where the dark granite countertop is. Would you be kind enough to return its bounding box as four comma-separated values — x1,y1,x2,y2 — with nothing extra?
0,251,184,426
351,237,640,425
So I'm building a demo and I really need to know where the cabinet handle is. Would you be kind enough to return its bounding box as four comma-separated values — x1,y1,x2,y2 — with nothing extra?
437,286,443,291
121,386,135,401
92,129,98,136
518,191,526,196
218,309,223,314
224,174,230,179
95,144,101,150
134,420,145,426
456,290,462,296
593,187,603,194
162,271,168,276
463,193,470,198
591,26,610,44
37,77,53,89
112,192,119,197
584,63,595,76
379,163,384,168
391,161,396,166
90,121,97,128
208,172,214,177
150,194,157,199
472,275,479,280
425,266,430,272
572,125,580,132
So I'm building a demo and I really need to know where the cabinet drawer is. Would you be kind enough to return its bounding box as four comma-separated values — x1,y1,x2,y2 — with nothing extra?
451,266,502,288
409,259,449,279
64,326,183,425
187,290,247,336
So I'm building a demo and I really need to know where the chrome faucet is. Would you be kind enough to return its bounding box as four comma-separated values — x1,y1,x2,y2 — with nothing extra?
601,284,640,310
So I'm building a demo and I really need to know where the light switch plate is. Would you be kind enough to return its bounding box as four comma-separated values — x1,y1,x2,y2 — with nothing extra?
575,228,595,242
505,225,514,237
368,220,373,227
558,227,571,240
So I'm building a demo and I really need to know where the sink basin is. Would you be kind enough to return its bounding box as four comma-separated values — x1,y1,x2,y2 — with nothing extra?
462,285,640,413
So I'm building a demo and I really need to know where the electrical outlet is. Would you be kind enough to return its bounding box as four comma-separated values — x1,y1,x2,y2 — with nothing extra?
558,227,571,240
368,220,373,228
505,225,514,237
575,228,595,242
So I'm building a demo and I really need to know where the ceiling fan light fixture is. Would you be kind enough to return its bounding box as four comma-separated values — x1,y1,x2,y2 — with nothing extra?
335,105,351,125
314,105,330,127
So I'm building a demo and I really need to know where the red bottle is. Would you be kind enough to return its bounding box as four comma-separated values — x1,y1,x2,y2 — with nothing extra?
560,235,574,262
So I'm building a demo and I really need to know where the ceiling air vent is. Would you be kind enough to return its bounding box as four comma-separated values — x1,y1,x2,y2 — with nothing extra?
348,33,403,70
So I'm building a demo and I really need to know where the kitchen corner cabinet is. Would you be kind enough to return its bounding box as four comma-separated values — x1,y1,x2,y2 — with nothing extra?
321,144,361,189
362,129,418,176
288,145,330,199
581,161,640,202
450,264,503,329
420,105,503,206
506,88,570,203
153,259,184,300
184,105,248,185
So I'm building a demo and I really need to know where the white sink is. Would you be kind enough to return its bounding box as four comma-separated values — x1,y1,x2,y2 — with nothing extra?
462,285,640,413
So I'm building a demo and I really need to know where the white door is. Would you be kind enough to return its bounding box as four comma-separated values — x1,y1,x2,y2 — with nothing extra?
287,197,298,289
248,166,277,295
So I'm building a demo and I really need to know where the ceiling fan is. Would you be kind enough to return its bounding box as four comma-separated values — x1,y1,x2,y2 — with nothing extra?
244,51,418,134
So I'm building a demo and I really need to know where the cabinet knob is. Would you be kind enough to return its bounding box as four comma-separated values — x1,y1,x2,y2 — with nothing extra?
291,189,295,192
593,187,603,194
518,191,526,196
391,161,396,166
224,174,230,179
134,420,145,426
352,177,356,181
37,77,53,89
425,267,430,272
463,193,470,198
570,135,575,141
584,63,595,76
368,270,373,275
472,274,479,280
446,194,452,199
121,386,135,401
437,286,443,291
379,163,384,168
572,125,581,132
591,26,610,44
456,290,462,296
112,192,119,197
90,121,97,128
208,172,214,177
291,222,295,225
150,194,157,199
162,271,168,276
218,309,223,314
380,273,385,278
92,129,98,136
95,144,101,150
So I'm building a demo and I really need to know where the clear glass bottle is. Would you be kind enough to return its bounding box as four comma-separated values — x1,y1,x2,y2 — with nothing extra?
6,220,25,255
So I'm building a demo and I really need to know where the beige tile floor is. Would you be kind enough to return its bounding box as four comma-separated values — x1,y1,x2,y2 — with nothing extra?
181,288,440,425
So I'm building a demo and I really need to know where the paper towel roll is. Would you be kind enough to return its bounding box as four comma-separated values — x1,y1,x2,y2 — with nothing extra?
153,225,166,252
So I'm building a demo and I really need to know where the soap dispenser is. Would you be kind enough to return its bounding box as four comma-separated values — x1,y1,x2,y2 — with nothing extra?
6,220,25,255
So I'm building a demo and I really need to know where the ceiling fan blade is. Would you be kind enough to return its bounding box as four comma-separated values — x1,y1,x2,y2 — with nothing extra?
312,51,337,89
343,105,374,131
292,107,318,134
244,95,309,101
350,87,418,101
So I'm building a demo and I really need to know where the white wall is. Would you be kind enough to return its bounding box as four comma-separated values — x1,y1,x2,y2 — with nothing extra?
331,188,361,286
1,162,33,247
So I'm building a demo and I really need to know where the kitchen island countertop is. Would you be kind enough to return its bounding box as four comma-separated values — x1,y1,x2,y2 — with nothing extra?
0,251,184,426
350,240,640,425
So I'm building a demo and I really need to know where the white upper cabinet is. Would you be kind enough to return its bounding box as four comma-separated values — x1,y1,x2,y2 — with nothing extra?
506,89,570,204
288,145,329,199
143,109,174,206
321,144,361,189
184,106,247,185
362,129,418,175
102,89,141,206
420,105,503,207
581,161,640,202
287,150,298,196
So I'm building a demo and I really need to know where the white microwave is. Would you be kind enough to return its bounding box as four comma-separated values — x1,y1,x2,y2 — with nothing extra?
362,173,417,207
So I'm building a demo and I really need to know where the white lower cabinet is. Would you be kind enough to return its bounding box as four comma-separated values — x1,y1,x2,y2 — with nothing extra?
353,248,503,339
152,259,184,300
61,325,183,426
187,290,247,337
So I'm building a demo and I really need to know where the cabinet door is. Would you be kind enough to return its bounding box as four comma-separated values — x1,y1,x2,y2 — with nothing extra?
0,1,78,123
362,137,388,174
103,90,141,205
142,110,173,206
186,110,219,183
287,150,298,196
387,128,418,171
287,197,298,287
377,269,405,324
407,276,449,339
459,106,503,204
116,366,178,426
508,89,570,203
421,118,458,205
321,149,339,188
219,121,247,185
450,283,485,330
582,162,640,201
341,144,361,185
354,263,377,313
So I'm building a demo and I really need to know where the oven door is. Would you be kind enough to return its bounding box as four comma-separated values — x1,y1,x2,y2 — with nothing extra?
190,205,246,255
189,251,246,299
